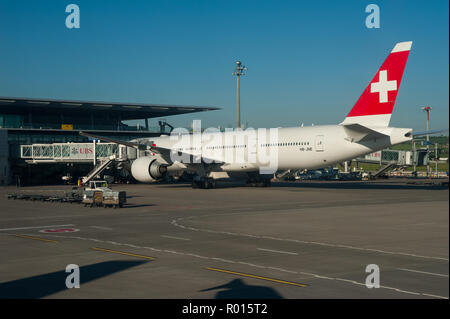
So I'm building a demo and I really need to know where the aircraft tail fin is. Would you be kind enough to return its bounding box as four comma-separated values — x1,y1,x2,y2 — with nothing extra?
341,41,412,127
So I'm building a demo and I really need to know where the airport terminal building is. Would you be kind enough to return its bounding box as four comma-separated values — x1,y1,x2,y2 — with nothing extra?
0,97,218,185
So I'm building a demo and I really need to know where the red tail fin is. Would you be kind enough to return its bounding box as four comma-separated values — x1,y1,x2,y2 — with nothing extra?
342,41,412,127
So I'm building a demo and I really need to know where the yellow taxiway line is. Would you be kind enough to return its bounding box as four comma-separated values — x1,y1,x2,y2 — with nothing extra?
206,267,307,287
92,247,155,260
14,234,58,243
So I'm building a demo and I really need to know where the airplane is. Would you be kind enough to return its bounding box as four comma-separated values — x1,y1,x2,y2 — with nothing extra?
81,41,414,189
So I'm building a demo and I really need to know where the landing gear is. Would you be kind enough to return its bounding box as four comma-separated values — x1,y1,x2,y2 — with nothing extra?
246,180,271,187
192,178,216,189
246,174,272,187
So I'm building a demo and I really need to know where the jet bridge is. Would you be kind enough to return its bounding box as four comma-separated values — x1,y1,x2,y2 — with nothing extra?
20,142,129,163
20,142,135,184
356,149,429,166
356,149,412,166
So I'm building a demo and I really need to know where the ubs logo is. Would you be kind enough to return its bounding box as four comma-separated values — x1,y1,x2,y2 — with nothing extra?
70,147,93,155
80,148,93,154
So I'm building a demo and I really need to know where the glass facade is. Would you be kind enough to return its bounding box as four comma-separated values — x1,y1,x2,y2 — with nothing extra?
0,114,24,128
0,98,215,185
0,109,155,132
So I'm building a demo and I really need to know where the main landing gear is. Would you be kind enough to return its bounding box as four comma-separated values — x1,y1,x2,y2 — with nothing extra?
191,174,272,189
192,178,216,189
246,173,272,187
246,179,271,187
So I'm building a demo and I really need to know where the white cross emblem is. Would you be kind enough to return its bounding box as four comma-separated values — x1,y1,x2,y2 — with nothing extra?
370,70,397,103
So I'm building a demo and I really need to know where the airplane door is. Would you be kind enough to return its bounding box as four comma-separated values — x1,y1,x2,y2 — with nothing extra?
315,135,324,152
245,133,257,163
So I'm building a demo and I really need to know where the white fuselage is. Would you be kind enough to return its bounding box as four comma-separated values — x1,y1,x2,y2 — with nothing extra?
132,124,412,174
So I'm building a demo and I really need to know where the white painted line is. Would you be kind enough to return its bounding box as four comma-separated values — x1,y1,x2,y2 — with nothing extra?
172,217,449,261
161,235,191,241
0,224,75,232
90,226,113,231
398,268,449,278
422,293,449,299
257,248,298,255
267,266,298,274
35,233,448,299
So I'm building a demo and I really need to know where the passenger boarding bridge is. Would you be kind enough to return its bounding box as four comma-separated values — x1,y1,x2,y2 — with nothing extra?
20,142,138,184
20,142,128,163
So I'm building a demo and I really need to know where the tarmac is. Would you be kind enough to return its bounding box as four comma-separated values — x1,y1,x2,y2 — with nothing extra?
0,179,448,299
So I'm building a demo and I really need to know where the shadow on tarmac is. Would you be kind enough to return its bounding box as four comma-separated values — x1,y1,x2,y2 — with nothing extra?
200,279,283,299
122,204,156,208
273,181,449,190
152,180,448,191
0,260,147,299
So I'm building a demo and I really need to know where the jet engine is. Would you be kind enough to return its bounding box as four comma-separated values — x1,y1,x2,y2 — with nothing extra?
131,156,167,183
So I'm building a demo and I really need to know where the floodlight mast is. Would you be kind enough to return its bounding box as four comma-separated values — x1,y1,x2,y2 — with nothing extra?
233,61,247,128
421,106,432,177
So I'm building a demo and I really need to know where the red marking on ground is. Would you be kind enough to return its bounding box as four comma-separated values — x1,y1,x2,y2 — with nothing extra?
39,228,79,233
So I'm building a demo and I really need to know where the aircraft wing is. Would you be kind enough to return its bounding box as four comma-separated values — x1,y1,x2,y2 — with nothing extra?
341,123,390,142
79,132,147,149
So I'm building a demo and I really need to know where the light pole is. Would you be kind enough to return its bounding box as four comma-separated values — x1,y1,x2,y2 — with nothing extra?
233,61,247,128
435,142,438,177
422,106,432,177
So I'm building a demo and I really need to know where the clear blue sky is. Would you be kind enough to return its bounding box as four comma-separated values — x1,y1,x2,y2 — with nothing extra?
0,0,448,132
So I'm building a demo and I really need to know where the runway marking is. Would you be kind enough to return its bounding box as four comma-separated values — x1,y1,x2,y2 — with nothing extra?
14,234,58,243
90,226,113,231
398,268,449,278
0,224,75,232
257,248,298,255
267,266,298,274
171,218,449,261
161,235,191,241
422,293,449,299
205,267,307,287
35,233,448,299
39,228,79,233
92,247,155,260
0,215,85,222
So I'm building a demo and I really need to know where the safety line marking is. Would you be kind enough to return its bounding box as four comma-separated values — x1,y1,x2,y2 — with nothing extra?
14,234,58,243
92,247,155,260
0,224,74,231
161,235,191,241
257,248,298,255
206,267,307,287
398,268,449,278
